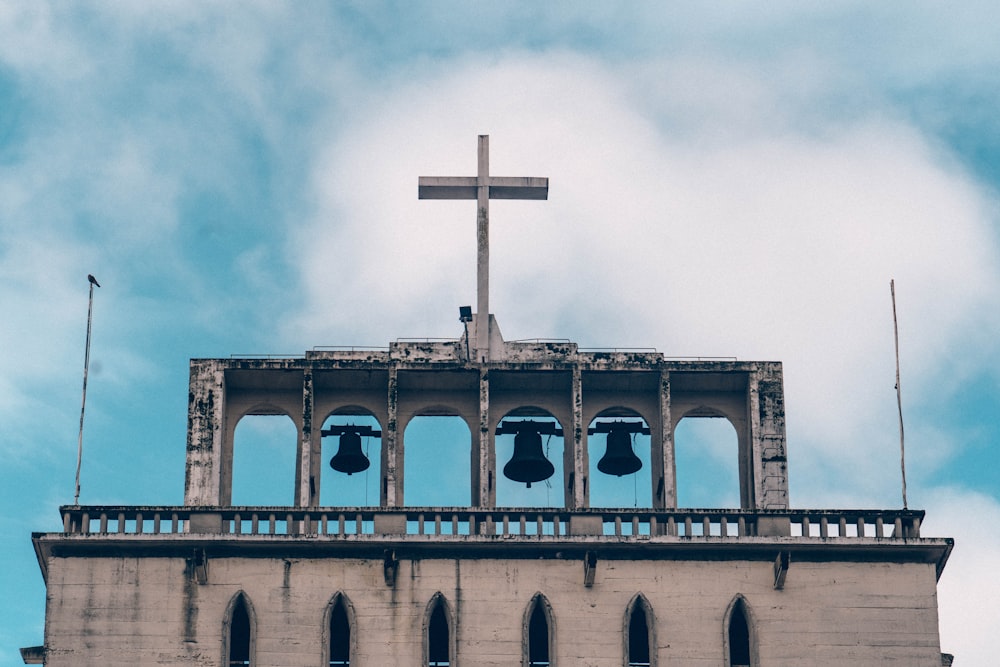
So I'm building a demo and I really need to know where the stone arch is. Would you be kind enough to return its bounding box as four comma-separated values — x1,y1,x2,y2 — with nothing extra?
723,594,757,667
588,407,653,509
230,411,298,506
673,409,743,509
523,592,555,667
423,592,456,666
496,408,565,508
624,592,656,667
403,411,473,507
323,591,356,666
319,408,384,507
222,591,256,667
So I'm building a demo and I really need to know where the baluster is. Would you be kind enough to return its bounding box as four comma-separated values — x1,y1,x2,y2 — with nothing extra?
234,513,242,535
650,516,658,536
453,514,460,535
519,514,527,535
857,516,866,537
304,514,312,535
135,512,143,534
838,516,847,537
819,517,829,538
502,514,510,535
251,514,260,535
910,516,921,538
737,516,746,537
875,516,884,538
537,515,544,537
171,513,180,534
720,516,729,537
684,516,693,537
615,515,623,536
153,513,161,535
702,516,711,536
435,514,442,535
355,513,363,534
801,516,810,537
632,516,640,536
80,512,90,535
100,513,109,534
893,516,902,538
418,513,425,535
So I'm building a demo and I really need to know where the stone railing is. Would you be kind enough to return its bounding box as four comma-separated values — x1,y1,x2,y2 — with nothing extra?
58,506,924,539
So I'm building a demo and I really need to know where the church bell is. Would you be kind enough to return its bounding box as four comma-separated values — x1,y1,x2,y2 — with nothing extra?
590,420,650,477
322,424,382,475
498,420,563,488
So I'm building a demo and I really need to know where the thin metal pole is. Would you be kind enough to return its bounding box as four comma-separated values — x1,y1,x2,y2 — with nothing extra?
74,276,99,505
890,279,908,509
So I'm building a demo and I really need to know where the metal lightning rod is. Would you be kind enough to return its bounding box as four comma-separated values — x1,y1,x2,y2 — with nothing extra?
890,279,908,509
74,274,101,505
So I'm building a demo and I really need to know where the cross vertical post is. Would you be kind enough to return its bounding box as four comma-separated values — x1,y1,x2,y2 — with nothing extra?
419,135,549,361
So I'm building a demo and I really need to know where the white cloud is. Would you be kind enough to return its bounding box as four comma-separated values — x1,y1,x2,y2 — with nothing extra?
921,487,1000,665
289,53,1000,508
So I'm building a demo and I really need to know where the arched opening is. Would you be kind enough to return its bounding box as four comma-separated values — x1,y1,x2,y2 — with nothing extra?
404,415,472,506
326,593,353,666
321,412,382,507
588,410,652,509
625,594,655,667
674,415,740,509
232,413,297,506
224,592,255,667
525,594,554,667
426,593,453,666
725,595,755,667
497,411,564,508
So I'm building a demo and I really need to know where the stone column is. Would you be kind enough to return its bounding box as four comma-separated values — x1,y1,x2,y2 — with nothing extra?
656,369,676,509
297,368,315,507
383,365,400,507
477,368,491,507
570,366,585,509
184,360,226,506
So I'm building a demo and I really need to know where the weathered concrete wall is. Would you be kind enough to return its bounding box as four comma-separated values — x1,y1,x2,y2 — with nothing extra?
184,354,791,512
42,554,943,666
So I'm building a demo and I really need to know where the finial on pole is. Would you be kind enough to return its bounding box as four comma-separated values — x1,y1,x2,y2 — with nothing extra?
74,274,100,505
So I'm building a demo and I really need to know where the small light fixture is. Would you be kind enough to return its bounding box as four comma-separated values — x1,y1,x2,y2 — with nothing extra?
458,306,473,322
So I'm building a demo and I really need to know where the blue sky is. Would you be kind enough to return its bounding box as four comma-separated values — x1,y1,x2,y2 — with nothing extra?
2,1,999,663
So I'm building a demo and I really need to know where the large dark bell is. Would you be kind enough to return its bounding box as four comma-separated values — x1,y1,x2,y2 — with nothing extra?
503,430,555,488
329,431,370,475
597,428,642,477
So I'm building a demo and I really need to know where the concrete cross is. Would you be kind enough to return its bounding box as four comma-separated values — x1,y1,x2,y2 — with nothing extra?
419,135,549,360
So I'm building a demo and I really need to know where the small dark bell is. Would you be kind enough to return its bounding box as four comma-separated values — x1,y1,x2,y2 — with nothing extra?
503,429,555,488
597,427,642,477
329,431,370,475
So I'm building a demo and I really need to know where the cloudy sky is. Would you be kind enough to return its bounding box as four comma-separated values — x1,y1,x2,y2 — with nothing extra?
2,1,999,663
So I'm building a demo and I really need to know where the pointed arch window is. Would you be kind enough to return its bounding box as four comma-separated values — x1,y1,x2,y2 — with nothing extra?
327,593,354,666
525,594,554,667
625,594,655,667
224,592,255,667
725,595,755,667
426,593,454,666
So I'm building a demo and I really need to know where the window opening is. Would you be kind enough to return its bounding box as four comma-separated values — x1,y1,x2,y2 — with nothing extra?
588,413,652,508
321,413,382,507
232,414,297,506
497,413,564,508
329,596,351,666
727,598,752,667
227,595,252,666
428,597,450,666
404,415,472,506
674,416,740,508
628,604,650,666
528,599,550,667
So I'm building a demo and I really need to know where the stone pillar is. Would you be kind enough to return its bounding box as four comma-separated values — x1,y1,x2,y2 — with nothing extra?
297,368,315,507
570,366,585,509
477,368,491,507
383,365,400,507
752,363,789,510
656,369,676,509
184,360,226,506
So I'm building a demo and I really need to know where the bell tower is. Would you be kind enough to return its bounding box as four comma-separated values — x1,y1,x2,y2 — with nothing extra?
26,136,953,667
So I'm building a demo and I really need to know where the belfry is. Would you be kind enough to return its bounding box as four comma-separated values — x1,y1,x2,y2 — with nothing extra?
24,136,953,666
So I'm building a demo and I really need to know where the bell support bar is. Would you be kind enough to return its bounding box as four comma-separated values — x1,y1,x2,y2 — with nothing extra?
320,424,383,438
587,420,650,436
496,420,564,437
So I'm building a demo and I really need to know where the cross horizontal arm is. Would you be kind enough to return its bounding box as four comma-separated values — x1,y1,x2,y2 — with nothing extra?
418,176,549,200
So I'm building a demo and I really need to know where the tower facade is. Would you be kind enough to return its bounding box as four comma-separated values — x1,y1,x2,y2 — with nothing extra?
26,334,952,666
24,137,953,665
